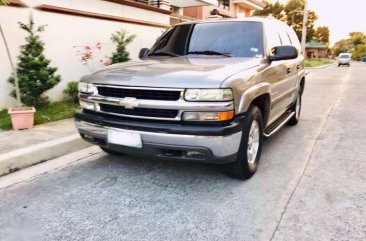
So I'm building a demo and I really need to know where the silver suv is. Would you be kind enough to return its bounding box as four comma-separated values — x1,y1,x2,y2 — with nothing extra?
75,17,306,179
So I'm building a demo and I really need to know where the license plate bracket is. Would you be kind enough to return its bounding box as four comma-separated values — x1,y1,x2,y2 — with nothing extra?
107,129,142,148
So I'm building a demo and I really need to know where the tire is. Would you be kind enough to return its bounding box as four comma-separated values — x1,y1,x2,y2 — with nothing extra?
225,105,263,180
100,146,123,155
287,92,302,126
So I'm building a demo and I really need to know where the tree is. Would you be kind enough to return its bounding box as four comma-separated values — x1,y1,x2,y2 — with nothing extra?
109,30,136,64
349,32,366,46
332,39,352,56
352,44,366,61
8,17,61,108
284,0,318,42
313,26,330,45
253,1,286,21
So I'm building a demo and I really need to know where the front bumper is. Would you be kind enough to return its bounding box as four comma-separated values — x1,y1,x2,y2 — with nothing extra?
74,111,244,163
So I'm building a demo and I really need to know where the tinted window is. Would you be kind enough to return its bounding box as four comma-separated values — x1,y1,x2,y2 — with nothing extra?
340,55,350,59
266,22,281,50
278,27,292,45
150,22,264,58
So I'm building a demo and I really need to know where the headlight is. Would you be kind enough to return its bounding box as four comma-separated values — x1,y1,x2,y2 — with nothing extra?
184,89,233,101
78,82,95,94
182,111,234,121
79,100,96,110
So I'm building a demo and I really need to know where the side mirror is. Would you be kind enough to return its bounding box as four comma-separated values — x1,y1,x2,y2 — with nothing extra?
269,45,298,61
139,48,150,59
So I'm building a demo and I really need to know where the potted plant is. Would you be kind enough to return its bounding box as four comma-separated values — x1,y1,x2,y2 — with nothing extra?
2,16,61,130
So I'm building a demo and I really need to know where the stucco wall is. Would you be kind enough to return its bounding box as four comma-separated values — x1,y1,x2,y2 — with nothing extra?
0,0,169,109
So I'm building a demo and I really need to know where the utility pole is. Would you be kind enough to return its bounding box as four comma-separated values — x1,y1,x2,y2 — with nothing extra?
301,0,309,55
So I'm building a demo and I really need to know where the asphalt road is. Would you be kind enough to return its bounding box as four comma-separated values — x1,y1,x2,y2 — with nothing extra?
1,62,366,241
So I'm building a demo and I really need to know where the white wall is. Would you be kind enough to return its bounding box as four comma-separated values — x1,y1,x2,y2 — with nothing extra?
0,0,168,109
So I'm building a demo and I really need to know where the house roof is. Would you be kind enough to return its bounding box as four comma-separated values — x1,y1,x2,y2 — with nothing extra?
306,40,327,48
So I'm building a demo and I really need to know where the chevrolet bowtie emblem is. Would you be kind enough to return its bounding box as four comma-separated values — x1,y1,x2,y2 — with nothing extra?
119,97,139,109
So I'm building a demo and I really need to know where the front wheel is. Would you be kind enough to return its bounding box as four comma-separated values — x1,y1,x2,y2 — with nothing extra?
225,105,263,180
288,93,302,126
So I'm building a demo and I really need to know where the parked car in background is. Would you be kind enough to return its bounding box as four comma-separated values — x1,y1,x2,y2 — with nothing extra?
75,17,306,179
338,53,352,67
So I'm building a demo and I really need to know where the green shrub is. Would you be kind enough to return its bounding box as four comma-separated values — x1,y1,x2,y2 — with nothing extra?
63,81,79,103
109,30,136,64
8,17,61,108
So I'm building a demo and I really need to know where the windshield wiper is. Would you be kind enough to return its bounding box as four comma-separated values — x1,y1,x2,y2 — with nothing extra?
148,51,180,57
188,50,232,57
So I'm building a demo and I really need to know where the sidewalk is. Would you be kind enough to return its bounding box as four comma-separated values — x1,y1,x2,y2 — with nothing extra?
0,118,91,176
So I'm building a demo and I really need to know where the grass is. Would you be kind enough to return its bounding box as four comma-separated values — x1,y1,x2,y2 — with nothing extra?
0,101,79,130
304,58,333,67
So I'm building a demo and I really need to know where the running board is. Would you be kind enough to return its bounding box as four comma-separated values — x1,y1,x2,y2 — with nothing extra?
263,111,295,137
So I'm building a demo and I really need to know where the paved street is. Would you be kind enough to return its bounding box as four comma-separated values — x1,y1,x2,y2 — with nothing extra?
1,62,366,241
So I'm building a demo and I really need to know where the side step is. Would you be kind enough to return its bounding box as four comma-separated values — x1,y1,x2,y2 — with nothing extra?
263,111,295,137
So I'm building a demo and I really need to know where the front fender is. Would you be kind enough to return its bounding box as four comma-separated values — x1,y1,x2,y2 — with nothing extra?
237,83,271,114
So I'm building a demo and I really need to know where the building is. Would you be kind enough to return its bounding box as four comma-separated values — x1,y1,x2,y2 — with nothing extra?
0,0,220,108
180,0,266,21
305,40,328,58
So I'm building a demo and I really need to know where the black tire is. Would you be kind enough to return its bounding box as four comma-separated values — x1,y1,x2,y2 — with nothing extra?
288,92,302,126
100,146,123,155
225,105,263,180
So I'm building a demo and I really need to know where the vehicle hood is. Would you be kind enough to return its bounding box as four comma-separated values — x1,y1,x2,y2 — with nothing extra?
84,56,262,88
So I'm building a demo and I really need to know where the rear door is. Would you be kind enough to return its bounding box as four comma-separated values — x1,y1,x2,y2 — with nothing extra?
262,22,295,122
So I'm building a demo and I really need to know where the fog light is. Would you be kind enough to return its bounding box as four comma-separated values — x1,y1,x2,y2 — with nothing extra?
79,100,96,110
182,111,234,121
186,150,205,157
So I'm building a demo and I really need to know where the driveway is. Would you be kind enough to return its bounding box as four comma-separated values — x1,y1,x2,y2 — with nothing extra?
1,62,365,241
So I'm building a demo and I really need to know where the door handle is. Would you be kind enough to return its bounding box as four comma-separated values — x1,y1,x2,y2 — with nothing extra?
297,64,301,70
287,67,291,75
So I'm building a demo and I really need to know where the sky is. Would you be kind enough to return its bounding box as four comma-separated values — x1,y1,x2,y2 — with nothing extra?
268,0,366,45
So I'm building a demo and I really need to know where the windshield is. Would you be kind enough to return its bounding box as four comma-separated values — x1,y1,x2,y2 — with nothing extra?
340,55,350,59
149,21,264,58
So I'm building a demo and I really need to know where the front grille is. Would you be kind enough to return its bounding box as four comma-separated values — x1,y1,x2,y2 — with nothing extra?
99,104,179,119
97,86,181,101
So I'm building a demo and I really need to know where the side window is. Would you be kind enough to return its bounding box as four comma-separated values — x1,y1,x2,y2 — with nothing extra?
278,27,292,45
287,27,301,50
266,23,282,51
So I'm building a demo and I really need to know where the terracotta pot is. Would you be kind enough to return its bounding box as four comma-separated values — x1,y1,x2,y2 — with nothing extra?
8,107,36,130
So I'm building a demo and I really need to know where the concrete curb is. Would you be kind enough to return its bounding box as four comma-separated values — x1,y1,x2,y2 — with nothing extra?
0,134,91,177
0,146,103,190
305,63,336,70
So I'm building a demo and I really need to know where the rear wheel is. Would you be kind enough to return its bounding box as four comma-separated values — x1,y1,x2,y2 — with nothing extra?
225,105,263,180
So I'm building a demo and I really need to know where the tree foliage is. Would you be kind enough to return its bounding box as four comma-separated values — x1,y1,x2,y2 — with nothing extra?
253,1,286,21
313,26,330,45
0,0,10,5
284,0,318,42
109,30,136,64
332,32,366,60
253,0,319,42
8,17,61,107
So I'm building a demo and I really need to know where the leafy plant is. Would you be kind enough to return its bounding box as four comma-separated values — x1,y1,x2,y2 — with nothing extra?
63,81,79,103
8,17,61,108
109,30,136,64
0,0,10,5
74,42,111,72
